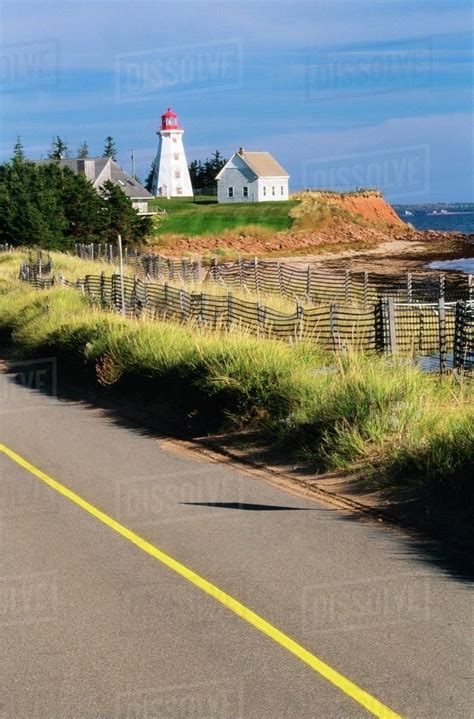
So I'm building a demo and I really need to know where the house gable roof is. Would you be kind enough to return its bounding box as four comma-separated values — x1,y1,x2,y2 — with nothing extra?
36,157,153,199
216,150,289,180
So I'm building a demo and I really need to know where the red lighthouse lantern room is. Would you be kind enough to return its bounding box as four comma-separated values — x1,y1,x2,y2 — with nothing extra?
160,108,181,131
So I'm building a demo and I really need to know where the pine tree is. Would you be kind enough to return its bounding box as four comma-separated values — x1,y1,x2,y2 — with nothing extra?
188,151,226,192
144,164,155,193
77,141,89,158
102,136,117,161
101,180,152,245
48,136,68,160
12,136,25,162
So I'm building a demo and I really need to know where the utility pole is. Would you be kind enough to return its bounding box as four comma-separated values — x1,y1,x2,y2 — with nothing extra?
117,234,126,316
131,150,136,180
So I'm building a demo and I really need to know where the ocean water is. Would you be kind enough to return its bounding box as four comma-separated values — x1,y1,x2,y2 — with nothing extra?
429,258,474,274
394,204,474,234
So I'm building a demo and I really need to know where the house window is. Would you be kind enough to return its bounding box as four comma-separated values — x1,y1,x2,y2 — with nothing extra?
263,186,266,196
272,186,275,196
243,186,248,198
281,185,284,195
228,187,234,198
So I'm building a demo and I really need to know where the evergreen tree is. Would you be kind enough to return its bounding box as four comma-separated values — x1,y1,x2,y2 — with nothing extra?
48,136,68,160
77,141,89,158
102,136,117,161
101,180,152,245
144,163,155,193
188,151,226,192
12,136,25,162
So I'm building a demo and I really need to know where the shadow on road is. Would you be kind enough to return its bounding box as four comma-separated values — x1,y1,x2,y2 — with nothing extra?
181,501,317,511
2,358,473,583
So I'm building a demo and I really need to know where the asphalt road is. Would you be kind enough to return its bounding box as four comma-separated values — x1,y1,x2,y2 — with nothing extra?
0,368,472,718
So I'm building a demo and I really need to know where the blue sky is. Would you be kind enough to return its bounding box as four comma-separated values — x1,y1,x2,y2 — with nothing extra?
1,0,472,201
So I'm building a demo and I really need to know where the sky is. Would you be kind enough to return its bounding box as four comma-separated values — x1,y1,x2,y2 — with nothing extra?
1,0,472,202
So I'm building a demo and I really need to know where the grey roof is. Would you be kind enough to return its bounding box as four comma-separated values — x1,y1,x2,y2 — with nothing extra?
36,157,153,199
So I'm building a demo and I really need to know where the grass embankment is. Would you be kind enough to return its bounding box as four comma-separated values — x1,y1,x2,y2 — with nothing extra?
149,197,297,238
1,251,472,517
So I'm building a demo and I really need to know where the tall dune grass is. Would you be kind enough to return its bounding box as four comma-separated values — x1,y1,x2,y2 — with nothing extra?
0,269,472,513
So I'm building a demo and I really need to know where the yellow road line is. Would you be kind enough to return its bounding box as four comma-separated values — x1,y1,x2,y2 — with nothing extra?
0,443,401,719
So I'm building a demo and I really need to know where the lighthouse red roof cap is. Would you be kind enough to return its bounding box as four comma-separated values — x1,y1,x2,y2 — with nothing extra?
160,107,182,131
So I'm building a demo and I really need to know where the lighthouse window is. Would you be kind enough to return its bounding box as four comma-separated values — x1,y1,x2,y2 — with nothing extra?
243,187,248,197
175,169,181,178
228,187,234,198
173,152,179,160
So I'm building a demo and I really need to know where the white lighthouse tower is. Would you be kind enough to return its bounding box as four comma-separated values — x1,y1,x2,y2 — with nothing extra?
150,108,193,198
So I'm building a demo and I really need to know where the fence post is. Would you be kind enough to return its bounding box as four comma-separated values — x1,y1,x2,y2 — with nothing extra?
164,283,169,316
256,301,263,335
254,257,260,293
306,266,312,301
468,274,473,300
330,302,339,350
439,274,445,300
363,272,369,307
278,262,284,296
407,272,412,302
211,257,218,282
227,292,233,329
100,271,105,305
143,277,149,313
179,288,186,321
296,302,304,341
438,297,447,374
387,297,397,354
344,270,351,304
419,310,425,353
238,256,244,289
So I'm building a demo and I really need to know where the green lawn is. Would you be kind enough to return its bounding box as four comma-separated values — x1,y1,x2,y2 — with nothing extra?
148,197,298,236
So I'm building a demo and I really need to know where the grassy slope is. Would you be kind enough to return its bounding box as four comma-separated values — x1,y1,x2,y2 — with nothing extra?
0,252,472,517
149,197,297,236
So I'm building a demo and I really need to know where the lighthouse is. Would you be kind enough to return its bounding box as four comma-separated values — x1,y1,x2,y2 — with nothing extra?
150,108,193,198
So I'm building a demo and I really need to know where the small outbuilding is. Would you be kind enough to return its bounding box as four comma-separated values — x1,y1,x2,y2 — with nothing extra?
215,148,289,203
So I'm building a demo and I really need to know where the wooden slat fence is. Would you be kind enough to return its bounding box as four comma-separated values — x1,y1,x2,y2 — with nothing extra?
210,257,473,305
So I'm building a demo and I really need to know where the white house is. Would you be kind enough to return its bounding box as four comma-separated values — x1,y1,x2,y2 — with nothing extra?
216,148,289,203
